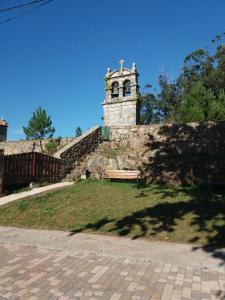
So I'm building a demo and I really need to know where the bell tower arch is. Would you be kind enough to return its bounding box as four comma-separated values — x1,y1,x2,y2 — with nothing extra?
103,60,140,126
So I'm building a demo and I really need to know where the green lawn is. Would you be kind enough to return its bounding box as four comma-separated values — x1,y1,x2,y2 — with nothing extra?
0,180,224,247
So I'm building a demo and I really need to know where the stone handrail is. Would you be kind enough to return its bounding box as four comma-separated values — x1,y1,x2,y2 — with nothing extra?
57,126,102,178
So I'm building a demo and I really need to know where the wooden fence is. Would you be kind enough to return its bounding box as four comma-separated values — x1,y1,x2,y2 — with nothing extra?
0,150,4,196
4,152,62,186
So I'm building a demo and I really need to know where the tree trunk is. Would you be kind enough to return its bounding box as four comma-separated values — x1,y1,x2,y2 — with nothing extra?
39,139,43,153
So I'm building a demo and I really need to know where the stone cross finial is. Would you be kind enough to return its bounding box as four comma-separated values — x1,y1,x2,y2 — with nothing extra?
119,59,125,71
106,67,111,76
132,62,137,72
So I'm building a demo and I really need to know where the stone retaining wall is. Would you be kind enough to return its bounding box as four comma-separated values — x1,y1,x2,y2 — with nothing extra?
104,122,225,184
109,122,225,152
60,126,102,178
0,150,4,196
0,138,77,155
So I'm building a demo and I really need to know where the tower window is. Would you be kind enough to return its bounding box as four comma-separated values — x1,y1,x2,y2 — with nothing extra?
123,80,131,96
111,81,119,98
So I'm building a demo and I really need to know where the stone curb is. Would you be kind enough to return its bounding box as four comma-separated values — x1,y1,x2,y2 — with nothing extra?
0,181,74,206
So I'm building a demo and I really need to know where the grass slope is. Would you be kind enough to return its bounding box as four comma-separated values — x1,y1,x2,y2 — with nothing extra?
0,180,224,247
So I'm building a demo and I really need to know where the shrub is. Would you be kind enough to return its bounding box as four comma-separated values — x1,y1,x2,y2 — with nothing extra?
45,140,58,155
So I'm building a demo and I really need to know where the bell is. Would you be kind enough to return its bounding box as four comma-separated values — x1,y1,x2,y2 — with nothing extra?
124,80,131,95
112,82,119,97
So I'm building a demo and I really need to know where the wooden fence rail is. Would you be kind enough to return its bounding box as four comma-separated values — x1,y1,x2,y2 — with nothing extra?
4,152,62,186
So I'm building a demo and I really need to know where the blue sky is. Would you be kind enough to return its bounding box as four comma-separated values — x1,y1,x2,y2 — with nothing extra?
1,0,225,140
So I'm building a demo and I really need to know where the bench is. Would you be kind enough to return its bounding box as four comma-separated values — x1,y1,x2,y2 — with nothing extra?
104,170,142,180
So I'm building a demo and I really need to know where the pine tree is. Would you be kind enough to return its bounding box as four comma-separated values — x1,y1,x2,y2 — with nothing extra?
23,107,55,152
75,127,82,137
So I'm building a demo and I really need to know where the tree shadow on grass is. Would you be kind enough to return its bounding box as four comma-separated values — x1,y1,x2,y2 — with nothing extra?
68,183,225,300
68,184,225,298
69,183,225,266
137,122,225,266
70,123,225,261
69,217,115,236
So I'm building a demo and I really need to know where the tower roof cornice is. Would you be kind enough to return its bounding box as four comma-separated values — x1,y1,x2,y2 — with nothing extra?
0,119,7,126
106,60,138,78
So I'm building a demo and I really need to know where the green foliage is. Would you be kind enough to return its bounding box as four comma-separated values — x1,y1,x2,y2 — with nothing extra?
75,126,82,137
177,82,214,122
158,75,181,122
140,33,225,124
23,107,55,151
45,140,58,155
100,149,120,159
209,91,225,120
139,86,162,124
177,82,225,123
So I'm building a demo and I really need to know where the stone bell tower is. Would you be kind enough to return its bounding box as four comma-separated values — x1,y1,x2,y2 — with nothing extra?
0,118,8,142
103,60,140,126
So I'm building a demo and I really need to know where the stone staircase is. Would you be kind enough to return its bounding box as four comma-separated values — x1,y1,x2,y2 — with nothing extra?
56,125,149,182
63,143,111,181
57,126,102,180
64,142,146,181
64,152,95,181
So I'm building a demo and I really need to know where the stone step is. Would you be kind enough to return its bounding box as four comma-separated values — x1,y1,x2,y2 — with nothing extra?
65,141,146,182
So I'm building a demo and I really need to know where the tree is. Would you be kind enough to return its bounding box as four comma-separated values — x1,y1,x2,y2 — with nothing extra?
208,90,225,121
75,126,82,137
23,107,55,152
139,85,162,124
177,81,216,122
157,75,182,122
45,140,58,155
157,33,225,123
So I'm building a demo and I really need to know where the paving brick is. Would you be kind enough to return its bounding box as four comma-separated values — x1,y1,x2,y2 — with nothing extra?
0,240,223,300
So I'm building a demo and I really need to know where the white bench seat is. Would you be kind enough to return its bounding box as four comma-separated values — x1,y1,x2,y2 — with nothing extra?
104,170,142,180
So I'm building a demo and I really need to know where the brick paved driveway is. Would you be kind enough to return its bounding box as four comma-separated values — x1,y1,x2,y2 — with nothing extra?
0,228,224,299
0,243,225,300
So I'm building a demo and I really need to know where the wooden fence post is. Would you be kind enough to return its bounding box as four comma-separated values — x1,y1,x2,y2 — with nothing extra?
32,152,36,182
0,149,4,196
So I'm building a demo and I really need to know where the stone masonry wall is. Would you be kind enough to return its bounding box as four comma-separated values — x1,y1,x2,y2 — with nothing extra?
0,137,77,156
60,126,102,178
108,122,225,152
103,99,138,126
99,122,225,185
0,150,4,196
